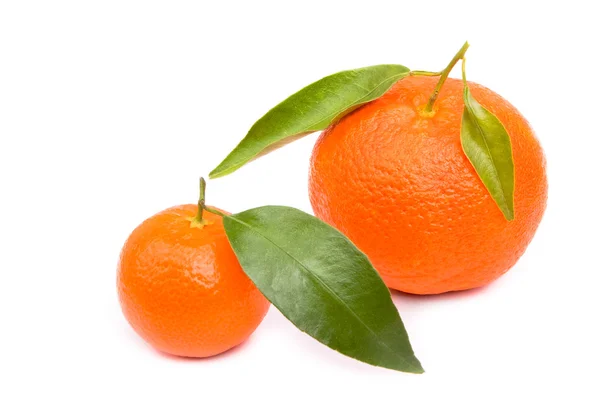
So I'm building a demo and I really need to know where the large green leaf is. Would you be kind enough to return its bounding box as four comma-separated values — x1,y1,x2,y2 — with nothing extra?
209,65,410,178
461,85,515,220
222,206,423,373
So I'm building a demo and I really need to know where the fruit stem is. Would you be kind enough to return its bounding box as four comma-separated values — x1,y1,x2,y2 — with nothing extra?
423,41,470,113
190,177,209,228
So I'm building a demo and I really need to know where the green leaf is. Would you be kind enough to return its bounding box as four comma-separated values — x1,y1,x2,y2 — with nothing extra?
461,85,515,220
222,206,423,373
209,65,410,178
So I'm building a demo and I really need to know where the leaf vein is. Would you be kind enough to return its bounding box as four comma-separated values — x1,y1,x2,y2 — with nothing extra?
465,93,509,209
304,71,409,130
226,214,408,363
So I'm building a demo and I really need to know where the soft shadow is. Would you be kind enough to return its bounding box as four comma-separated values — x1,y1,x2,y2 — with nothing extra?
151,336,255,363
391,283,491,305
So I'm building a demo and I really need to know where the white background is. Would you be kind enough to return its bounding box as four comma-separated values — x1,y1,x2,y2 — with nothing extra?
1,1,598,399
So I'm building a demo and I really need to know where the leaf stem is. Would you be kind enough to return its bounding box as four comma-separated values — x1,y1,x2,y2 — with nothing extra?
461,57,467,84
423,41,470,113
204,206,227,218
190,177,209,228
410,70,442,77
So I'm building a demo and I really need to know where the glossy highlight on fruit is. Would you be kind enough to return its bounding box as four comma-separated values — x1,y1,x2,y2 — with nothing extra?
117,205,270,357
309,75,547,295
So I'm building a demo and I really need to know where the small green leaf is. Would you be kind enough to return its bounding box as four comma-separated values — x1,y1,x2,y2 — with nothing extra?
461,85,515,220
209,65,410,178
222,206,423,373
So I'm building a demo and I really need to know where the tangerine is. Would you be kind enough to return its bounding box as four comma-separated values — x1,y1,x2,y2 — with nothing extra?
309,75,547,294
117,205,270,357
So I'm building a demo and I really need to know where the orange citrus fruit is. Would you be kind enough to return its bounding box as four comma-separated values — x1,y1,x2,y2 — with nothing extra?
117,205,270,357
309,75,547,295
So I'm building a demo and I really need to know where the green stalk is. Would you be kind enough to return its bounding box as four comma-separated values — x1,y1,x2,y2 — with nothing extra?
423,41,470,113
204,206,227,218
410,70,442,77
190,177,209,228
